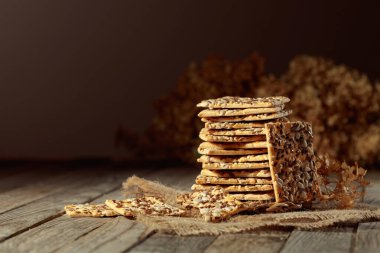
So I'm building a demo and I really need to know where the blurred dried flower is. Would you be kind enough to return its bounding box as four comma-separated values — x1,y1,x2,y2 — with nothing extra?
117,54,380,168
278,56,380,167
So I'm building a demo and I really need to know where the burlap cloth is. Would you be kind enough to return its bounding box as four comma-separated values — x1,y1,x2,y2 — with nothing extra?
123,176,380,236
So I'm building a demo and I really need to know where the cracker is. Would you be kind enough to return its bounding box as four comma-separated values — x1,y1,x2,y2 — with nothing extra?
200,169,272,179
201,128,266,136
197,96,290,109
265,121,316,203
198,105,284,117
198,148,268,156
105,197,185,217
198,142,268,156
201,110,292,123
202,162,269,170
191,184,274,192
205,118,289,129
197,154,269,163
199,130,266,143
177,187,246,222
197,173,273,184
199,141,268,150
230,193,275,201
64,204,119,217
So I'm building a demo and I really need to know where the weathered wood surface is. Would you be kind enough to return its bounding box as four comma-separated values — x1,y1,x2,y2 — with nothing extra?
0,167,140,242
280,227,354,253
129,233,216,253
0,166,379,253
353,171,380,253
205,231,289,253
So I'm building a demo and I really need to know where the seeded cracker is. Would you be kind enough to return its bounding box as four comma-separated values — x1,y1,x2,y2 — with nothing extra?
198,105,284,117
198,171,272,181
191,184,274,192
201,128,266,136
198,148,268,156
105,197,185,217
201,110,292,123
199,130,266,142
64,204,119,217
197,96,290,109
205,118,289,129
199,141,268,150
265,121,316,203
202,162,269,170
197,154,269,163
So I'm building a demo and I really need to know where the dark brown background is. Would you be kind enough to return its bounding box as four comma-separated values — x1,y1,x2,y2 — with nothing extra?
0,1,378,158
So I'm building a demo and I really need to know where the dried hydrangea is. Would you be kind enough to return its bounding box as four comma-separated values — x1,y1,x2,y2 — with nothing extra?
277,56,380,167
118,54,380,168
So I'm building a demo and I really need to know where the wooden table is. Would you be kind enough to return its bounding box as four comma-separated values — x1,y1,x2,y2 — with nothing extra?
0,164,379,253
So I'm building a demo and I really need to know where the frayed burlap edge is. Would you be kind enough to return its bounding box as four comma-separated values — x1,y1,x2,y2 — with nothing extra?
123,176,380,236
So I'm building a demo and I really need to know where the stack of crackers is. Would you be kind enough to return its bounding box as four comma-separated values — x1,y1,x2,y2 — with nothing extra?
194,96,316,205
65,96,318,222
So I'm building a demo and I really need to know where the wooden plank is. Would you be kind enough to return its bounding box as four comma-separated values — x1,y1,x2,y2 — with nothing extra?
280,227,354,253
355,222,380,253
0,168,65,193
204,231,289,253
363,171,380,205
354,171,380,253
0,169,104,214
128,233,215,253
0,167,195,252
0,167,146,242
0,216,109,253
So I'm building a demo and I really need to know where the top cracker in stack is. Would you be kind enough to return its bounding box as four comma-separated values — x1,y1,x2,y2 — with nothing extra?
194,96,293,202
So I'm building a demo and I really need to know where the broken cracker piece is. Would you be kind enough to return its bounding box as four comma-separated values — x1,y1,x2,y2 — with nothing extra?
64,204,119,217
105,196,185,217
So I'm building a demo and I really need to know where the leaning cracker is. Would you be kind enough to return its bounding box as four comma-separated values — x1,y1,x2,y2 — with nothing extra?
105,197,185,217
198,148,268,156
197,96,290,108
201,110,292,123
205,118,289,129
202,162,269,170
197,174,273,184
198,105,284,117
230,193,275,201
199,141,268,150
177,187,246,222
191,184,274,192
64,204,120,217
202,128,265,136
265,121,316,203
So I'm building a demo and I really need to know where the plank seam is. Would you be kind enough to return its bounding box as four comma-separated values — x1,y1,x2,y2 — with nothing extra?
0,212,64,243
276,228,293,253
349,224,358,253
122,228,156,253
201,235,219,253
